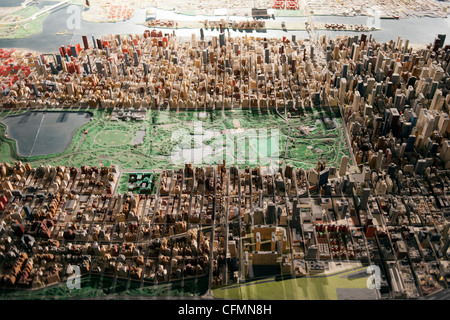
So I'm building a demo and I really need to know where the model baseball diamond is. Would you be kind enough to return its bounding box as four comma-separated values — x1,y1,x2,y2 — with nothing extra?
0,0,448,301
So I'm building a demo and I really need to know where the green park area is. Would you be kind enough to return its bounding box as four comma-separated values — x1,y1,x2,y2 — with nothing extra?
0,0,86,40
0,108,153,171
0,6,49,40
212,266,374,300
95,130,133,146
0,273,209,300
0,265,373,300
150,107,350,170
0,106,350,179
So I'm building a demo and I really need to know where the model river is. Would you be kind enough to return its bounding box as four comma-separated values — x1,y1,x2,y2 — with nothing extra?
0,4,448,52
2,111,92,157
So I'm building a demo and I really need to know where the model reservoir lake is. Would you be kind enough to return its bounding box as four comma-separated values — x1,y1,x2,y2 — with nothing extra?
2,111,92,157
